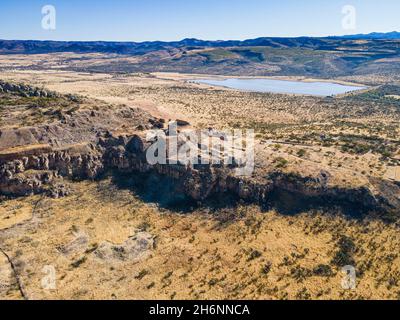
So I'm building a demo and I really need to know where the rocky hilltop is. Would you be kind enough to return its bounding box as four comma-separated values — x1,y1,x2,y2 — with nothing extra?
1,80,399,218
1,128,399,217
0,80,60,98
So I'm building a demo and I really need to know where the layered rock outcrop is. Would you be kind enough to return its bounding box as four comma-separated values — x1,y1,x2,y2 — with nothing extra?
0,80,59,98
1,132,399,215
0,143,103,197
0,81,398,214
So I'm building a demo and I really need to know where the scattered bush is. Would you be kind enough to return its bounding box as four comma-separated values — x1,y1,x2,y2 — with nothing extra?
331,235,356,267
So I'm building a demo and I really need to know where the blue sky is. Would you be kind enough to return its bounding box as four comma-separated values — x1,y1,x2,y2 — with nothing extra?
1,0,400,41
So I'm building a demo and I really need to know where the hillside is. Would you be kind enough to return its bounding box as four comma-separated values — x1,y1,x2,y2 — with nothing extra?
2,35,400,79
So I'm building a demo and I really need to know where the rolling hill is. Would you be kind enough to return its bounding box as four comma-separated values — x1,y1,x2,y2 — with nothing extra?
2,32,400,79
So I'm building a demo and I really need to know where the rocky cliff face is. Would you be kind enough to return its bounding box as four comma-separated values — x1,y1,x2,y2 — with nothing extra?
0,143,103,197
0,80,60,98
1,80,398,214
1,132,399,216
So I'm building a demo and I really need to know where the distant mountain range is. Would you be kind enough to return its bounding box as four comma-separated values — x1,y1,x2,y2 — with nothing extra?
1,32,400,55
2,32,400,78
331,31,400,40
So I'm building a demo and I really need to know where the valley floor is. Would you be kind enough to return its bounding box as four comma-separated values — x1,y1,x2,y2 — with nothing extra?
1,178,400,300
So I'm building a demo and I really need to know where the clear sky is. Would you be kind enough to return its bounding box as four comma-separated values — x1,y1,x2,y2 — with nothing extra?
1,0,400,41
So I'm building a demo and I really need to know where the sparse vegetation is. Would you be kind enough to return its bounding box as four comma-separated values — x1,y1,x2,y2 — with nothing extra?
331,236,356,268
1,48,400,301
274,157,289,168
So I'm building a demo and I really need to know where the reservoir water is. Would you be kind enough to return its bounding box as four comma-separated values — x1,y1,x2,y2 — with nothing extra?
193,78,366,96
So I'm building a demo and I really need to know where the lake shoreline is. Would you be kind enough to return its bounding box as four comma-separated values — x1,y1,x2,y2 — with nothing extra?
189,77,367,97
152,72,368,88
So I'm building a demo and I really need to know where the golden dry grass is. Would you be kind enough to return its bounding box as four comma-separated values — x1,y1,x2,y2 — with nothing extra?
1,55,400,300
0,179,399,300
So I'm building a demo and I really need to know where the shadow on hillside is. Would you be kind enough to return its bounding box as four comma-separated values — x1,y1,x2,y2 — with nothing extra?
265,189,368,219
110,171,240,214
109,171,387,221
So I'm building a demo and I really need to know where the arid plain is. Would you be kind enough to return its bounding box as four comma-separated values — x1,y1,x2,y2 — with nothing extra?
1,52,400,300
